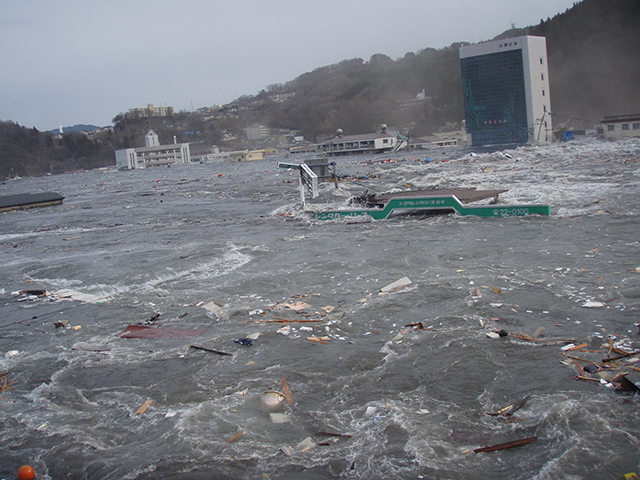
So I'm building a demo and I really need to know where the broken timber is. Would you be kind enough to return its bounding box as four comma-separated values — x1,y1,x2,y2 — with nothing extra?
190,345,233,356
474,436,537,453
309,188,550,220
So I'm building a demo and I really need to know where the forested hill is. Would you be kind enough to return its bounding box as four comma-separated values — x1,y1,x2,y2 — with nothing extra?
270,0,640,138
1,0,638,180
526,0,640,127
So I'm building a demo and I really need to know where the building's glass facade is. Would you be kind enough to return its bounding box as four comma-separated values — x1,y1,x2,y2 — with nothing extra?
461,49,529,146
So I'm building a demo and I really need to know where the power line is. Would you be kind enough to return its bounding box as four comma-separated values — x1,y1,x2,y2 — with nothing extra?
551,112,600,125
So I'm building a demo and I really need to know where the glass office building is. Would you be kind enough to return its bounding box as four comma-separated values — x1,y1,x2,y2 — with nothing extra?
460,36,552,146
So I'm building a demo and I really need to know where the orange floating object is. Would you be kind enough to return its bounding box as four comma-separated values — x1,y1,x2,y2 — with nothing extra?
18,465,36,480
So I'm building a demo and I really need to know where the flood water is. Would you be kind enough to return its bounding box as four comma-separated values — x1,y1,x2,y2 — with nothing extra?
1,137,640,479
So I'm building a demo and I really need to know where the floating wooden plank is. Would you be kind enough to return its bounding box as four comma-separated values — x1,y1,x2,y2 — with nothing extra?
190,345,233,356
561,353,604,366
227,431,243,443
281,377,294,404
135,400,154,415
510,333,564,344
256,317,325,324
317,431,352,438
283,301,312,312
0,371,18,393
306,336,330,344
572,359,586,377
474,436,537,453
485,396,529,416
119,325,207,339
602,350,640,363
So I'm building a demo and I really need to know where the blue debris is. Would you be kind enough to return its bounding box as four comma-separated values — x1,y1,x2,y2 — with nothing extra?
234,338,254,346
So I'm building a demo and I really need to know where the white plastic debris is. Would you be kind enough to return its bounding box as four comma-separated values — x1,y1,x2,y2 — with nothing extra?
281,445,294,456
53,289,112,304
202,301,224,317
269,413,291,424
277,325,291,335
365,406,377,416
582,300,605,308
380,277,412,294
295,437,316,452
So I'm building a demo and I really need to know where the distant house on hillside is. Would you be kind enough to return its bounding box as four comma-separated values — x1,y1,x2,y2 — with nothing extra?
245,124,272,141
398,89,430,110
228,149,266,162
115,130,190,170
316,130,398,155
126,103,174,119
600,114,640,140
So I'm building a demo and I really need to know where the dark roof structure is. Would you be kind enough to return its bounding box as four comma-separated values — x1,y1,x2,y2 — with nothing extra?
0,192,64,212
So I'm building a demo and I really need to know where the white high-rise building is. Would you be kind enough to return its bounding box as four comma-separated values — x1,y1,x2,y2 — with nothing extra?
460,35,553,146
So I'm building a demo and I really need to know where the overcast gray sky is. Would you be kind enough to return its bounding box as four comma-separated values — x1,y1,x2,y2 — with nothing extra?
1,0,577,131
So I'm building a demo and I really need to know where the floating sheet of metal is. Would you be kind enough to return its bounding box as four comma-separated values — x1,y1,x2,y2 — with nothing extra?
119,325,208,339
53,289,113,304
0,192,64,212
370,188,508,205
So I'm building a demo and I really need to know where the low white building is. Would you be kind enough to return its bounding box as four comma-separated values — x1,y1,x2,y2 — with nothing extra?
601,114,640,140
411,136,458,149
316,131,398,155
116,130,190,170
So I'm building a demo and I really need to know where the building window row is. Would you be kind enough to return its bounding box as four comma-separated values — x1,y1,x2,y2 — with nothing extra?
608,123,640,131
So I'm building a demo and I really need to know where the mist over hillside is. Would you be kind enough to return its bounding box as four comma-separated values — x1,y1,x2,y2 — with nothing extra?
1,0,638,179
266,0,639,137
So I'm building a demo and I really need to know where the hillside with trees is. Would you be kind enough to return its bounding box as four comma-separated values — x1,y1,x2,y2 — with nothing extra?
1,0,638,180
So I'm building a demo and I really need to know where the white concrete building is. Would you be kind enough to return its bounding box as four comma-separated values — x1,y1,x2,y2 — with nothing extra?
316,132,398,155
601,114,640,140
411,136,458,149
115,130,190,170
245,125,271,141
